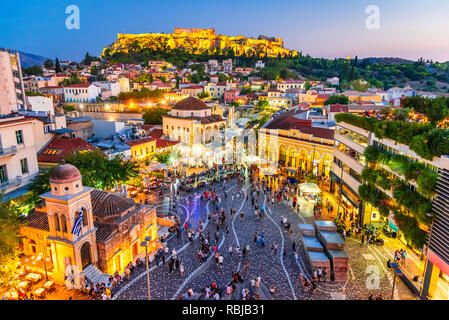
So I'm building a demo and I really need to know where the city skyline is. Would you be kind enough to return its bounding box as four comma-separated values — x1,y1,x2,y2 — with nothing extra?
1,0,449,62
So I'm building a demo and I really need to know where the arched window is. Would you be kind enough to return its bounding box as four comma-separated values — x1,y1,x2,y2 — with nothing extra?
54,214,60,231
60,215,67,233
82,207,88,226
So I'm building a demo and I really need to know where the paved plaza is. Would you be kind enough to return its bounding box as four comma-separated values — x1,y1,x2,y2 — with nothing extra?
111,173,417,300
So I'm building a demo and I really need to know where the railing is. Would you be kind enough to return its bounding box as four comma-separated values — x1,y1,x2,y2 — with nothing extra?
0,176,22,190
0,146,18,157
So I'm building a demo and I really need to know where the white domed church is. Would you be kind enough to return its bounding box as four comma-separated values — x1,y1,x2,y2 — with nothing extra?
20,164,158,286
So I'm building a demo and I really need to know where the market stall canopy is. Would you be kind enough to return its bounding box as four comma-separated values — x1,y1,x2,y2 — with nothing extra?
299,183,321,193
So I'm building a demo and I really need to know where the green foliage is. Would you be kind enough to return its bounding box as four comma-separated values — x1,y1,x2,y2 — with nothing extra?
0,199,21,287
256,100,271,110
402,96,449,123
142,107,169,125
393,181,432,225
324,95,349,105
59,73,82,86
118,88,166,102
81,52,100,66
304,173,318,184
358,183,389,209
43,59,54,69
336,113,449,160
25,91,45,97
393,209,428,249
63,105,76,112
104,49,449,91
363,146,380,163
350,79,370,92
362,168,392,191
197,91,210,99
134,73,154,84
363,145,438,198
155,152,171,164
22,65,43,76
55,58,61,73
65,150,140,190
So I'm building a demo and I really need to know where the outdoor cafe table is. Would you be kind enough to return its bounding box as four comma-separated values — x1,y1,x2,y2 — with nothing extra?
44,281,55,291
25,273,42,283
34,287,46,298
17,280,30,290
5,291,18,300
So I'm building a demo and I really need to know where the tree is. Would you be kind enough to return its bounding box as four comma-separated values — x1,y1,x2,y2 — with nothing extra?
155,152,171,164
324,95,350,105
65,150,140,190
90,65,98,76
197,92,210,99
0,198,21,287
43,59,54,69
142,107,169,125
22,65,43,76
256,100,271,110
55,58,62,73
82,52,93,66
304,81,312,91
350,79,370,92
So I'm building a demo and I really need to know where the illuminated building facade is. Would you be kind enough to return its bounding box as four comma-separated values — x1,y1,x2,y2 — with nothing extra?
20,164,158,285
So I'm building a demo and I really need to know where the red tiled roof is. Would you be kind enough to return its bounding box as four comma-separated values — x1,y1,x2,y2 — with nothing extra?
90,189,135,218
94,222,118,242
22,210,49,231
148,128,163,139
183,85,204,90
140,125,154,131
156,139,179,149
64,83,97,88
329,104,349,113
37,137,97,164
125,137,156,147
316,94,331,100
172,97,210,111
265,115,334,140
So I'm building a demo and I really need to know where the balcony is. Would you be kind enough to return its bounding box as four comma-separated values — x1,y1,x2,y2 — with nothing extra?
333,148,365,173
0,146,17,158
0,176,22,190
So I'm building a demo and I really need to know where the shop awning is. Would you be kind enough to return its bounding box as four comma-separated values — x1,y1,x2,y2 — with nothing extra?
388,221,399,232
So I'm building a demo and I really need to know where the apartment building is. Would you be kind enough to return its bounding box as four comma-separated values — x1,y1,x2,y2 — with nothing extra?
0,49,27,114
63,83,102,103
0,115,40,200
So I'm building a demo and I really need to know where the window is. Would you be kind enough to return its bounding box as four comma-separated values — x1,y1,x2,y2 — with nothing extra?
0,165,7,183
60,215,67,233
20,158,28,174
54,214,60,231
16,130,24,144
82,208,88,226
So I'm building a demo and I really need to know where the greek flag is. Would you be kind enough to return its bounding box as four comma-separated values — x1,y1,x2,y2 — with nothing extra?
71,211,83,236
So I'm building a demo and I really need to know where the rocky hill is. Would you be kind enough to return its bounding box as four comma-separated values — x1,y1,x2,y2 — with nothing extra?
102,28,298,59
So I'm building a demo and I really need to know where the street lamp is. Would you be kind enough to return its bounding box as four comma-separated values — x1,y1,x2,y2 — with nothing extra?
140,236,153,300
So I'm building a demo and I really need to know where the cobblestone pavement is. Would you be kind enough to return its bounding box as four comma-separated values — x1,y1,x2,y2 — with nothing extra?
113,175,417,300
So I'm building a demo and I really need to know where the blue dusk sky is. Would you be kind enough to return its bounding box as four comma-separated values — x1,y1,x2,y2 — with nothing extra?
1,0,449,62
